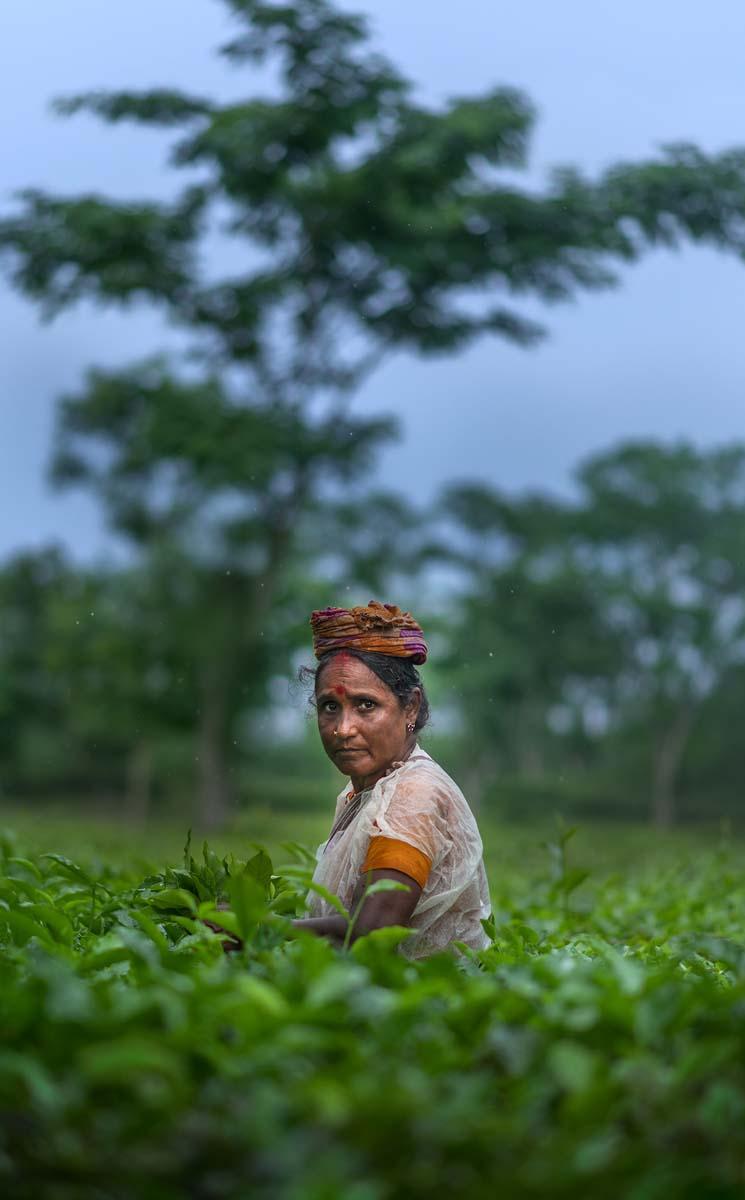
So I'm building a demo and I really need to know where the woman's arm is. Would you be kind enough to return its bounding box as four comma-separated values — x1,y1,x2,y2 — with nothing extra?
351,867,422,937
292,868,421,946
289,915,349,947
204,872,422,952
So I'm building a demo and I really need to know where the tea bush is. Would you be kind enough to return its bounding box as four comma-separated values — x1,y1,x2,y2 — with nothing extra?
2,825,745,1199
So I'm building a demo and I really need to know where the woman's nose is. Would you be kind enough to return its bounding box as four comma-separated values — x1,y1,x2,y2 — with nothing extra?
335,708,358,737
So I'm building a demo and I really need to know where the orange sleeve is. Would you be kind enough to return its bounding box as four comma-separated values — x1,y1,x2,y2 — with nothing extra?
360,836,432,889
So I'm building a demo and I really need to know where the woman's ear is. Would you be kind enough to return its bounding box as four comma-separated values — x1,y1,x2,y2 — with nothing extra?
405,687,422,727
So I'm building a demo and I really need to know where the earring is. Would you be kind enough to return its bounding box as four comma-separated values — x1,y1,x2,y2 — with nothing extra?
406,722,416,734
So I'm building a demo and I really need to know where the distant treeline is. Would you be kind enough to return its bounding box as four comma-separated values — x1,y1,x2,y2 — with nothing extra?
1,438,743,830
3,1,745,830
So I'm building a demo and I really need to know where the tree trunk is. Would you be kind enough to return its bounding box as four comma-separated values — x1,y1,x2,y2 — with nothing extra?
126,740,153,826
651,702,697,829
192,466,310,834
197,661,231,832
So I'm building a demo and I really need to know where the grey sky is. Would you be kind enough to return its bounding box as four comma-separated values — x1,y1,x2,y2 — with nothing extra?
2,0,744,559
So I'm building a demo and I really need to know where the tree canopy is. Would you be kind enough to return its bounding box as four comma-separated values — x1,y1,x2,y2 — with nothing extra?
3,0,745,825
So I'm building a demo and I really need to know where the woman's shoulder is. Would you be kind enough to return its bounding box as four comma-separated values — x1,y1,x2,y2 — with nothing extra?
381,748,470,810
399,747,460,784
373,748,483,862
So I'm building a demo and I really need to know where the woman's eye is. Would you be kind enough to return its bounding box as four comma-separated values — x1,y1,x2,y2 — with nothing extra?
359,699,376,711
321,701,338,713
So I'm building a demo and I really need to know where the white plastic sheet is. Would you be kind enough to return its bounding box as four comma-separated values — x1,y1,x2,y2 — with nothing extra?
308,747,492,958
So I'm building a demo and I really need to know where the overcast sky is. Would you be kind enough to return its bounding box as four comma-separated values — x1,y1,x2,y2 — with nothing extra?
2,0,745,560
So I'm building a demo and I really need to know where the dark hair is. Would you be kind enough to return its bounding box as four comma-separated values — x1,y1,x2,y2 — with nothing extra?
303,648,430,733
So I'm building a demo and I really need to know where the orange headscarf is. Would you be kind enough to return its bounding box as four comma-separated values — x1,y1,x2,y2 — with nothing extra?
310,601,428,665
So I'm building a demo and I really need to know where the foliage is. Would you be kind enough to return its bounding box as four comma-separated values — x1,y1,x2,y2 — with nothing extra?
570,442,745,826
440,440,745,824
0,549,70,789
2,824,745,1197
5,0,745,827
1,434,744,826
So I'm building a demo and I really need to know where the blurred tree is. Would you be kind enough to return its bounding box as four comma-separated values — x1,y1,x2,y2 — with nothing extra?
47,365,394,827
0,548,197,814
303,491,439,595
571,441,745,828
678,662,745,817
42,553,206,822
6,1,745,821
441,442,745,828
0,549,69,796
438,485,622,801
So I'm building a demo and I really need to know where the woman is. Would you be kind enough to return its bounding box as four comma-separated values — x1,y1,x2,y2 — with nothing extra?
290,601,492,958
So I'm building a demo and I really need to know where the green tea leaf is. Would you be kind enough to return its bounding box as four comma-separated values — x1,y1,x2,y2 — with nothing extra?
227,872,267,942
149,888,198,914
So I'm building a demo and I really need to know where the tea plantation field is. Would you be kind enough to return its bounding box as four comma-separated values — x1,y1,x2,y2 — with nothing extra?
2,811,745,1199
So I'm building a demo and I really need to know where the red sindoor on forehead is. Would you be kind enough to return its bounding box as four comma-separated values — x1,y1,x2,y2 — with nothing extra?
333,685,346,697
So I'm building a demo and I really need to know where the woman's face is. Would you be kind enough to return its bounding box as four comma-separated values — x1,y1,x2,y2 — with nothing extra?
315,654,420,792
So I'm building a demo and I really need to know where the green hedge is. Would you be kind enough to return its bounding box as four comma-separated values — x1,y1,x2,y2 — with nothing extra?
3,829,745,1197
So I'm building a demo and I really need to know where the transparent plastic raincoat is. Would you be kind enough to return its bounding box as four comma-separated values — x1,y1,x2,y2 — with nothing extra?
308,747,492,959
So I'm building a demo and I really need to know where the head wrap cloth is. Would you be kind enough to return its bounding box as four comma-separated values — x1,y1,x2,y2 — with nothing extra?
311,601,428,665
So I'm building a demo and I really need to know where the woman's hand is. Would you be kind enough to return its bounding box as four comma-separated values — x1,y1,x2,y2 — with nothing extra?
201,900,244,953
